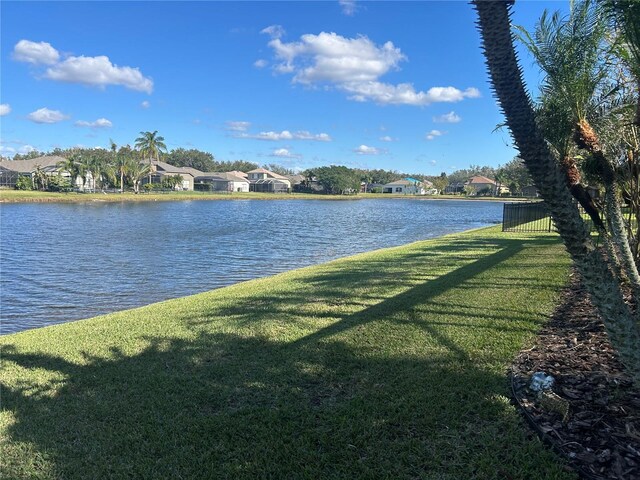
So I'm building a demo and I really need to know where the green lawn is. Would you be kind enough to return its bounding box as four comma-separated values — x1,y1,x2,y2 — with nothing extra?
0,227,575,479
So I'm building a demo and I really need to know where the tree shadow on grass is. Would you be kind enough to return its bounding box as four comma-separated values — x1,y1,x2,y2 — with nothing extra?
0,234,573,479
1,334,572,479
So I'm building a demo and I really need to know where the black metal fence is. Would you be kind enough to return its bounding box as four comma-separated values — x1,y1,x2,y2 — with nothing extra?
502,202,553,232
502,201,600,233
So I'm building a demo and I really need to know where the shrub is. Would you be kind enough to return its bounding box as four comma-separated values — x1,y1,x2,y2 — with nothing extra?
15,176,34,190
47,175,72,192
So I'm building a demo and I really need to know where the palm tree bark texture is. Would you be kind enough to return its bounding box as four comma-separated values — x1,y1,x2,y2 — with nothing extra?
472,0,640,384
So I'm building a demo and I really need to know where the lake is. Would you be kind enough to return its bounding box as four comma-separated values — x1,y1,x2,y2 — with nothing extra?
0,198,504,334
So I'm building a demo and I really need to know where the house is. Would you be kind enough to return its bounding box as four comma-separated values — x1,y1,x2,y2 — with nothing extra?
521,185,539,198
286,174,305,188
381,178,431,195
144,160,201,190
465,175,498,195
363,182,385,193
247,168,291,193
444,181,466,194
0,155,94,190
194,172,250,192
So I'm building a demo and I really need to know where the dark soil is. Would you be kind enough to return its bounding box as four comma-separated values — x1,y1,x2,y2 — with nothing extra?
511,273,640,480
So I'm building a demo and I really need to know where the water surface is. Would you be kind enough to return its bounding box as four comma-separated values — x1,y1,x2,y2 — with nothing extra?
1,198,503,334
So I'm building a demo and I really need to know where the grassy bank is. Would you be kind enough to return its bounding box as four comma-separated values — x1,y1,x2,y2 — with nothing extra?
0,227,574,479
0,189,525,203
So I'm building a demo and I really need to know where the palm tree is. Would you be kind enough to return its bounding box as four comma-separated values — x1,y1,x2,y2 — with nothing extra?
125,156,150,194
57,154,84,190
32,165,48,191
110,139,128,194
85,153,112,192
515,1,608,228
605,0,640,125
517,0,640,299
135,131,167,184
472,0,640,384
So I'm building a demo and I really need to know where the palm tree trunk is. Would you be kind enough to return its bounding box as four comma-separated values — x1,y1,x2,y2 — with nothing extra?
120,170,124,194
604,187,640,307
473,0,640,383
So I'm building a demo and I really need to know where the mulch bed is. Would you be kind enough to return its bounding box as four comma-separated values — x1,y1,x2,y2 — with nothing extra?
510,272,640,479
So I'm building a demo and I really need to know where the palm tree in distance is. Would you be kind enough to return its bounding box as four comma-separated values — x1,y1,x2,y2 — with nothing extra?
135,131,167,184
125,154,150,194
57,153,85,190
110,139,127,194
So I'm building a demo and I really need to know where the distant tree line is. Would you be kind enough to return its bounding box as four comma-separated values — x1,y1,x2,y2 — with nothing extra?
3,138,534,197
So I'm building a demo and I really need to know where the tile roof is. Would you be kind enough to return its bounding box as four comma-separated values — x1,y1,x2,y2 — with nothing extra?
468,175,496,185
0,155,67,173
195,172,250,183
246,167,288,179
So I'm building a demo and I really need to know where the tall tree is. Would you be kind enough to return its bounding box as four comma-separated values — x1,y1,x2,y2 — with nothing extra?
472,0,640,383
135,131,167,183
56,153,84,190
110,139,126,194
125,155,150,194
32,165,48,191
165,148,216,172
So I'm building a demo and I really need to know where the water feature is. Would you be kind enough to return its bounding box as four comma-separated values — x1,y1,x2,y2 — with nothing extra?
1,198,503,333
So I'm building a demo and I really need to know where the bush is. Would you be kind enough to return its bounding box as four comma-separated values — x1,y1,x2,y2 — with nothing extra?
47,175,72,192
143,183,162,192
15,176,34,190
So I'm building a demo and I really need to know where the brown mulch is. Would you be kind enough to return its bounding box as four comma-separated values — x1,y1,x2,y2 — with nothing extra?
510,273,640,480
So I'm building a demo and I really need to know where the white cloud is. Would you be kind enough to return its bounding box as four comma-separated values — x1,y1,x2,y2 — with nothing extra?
344,83,480,106
261,25,286,39
14,40,153,93
271,148,301,158
27,107,69,124
269,32,405,85
430,160,437,165
254,59,268,68
20,144,36,154
426,129,444,140
339,0,358,16
0,104,11,116
379,135,394,142
75,118,113,129
45,55,153,93
266,32,481,106
141,100,151,109
433,111,462,123
237,129,332,141
0,145,16,155
354,144,380,155
226,121,251,132
13,40,60,65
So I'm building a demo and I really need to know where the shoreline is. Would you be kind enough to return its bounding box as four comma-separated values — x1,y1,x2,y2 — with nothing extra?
0,190,530,204
2,223,503,338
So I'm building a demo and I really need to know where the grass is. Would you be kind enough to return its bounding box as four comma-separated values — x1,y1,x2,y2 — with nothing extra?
0,226,575,479
0,189,523,203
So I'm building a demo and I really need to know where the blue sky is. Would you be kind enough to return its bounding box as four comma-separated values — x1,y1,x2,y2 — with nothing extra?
0,1,568,174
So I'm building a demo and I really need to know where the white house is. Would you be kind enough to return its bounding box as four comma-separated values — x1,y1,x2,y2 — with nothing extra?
382,178,431,195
